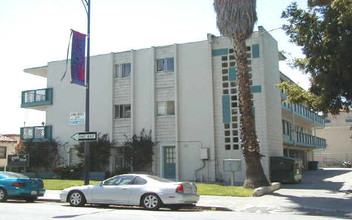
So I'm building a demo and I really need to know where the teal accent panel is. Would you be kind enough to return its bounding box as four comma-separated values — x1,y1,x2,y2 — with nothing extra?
212,48,228,56
229,68,237,81
252,44,260,58
222,95,231,123
251,85,262,93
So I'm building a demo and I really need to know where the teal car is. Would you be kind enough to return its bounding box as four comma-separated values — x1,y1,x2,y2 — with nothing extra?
0,171,45,202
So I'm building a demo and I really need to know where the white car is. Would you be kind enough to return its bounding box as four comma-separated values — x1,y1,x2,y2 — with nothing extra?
60,174,199,210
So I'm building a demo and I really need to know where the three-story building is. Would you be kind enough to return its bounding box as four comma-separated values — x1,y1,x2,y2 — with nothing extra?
21,26,326,183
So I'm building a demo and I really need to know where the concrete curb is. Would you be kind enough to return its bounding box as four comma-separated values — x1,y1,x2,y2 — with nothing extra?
37,197,233,211
253,182,281,197
37,198,61,202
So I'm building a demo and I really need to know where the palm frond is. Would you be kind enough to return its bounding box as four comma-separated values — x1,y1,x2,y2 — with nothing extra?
214,0,257,39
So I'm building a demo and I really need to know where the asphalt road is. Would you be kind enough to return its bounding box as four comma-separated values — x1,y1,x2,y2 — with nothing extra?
0,201,336,220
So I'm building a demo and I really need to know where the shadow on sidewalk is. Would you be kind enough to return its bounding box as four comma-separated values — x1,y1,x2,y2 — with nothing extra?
280,169,351,192
271,192,352,218
269,168,352,218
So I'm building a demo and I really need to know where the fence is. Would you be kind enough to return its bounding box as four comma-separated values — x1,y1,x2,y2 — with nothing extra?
314,152,352,167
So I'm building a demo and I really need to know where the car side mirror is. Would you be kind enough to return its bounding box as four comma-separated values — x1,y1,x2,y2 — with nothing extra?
100,181,104,186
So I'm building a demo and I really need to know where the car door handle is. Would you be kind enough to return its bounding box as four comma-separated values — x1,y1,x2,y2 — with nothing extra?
122,188,128,190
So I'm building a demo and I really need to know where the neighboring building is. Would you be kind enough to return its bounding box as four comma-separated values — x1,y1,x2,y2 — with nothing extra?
280,74,326,168
20,26,326,183
315,111,352,167
0,134,20,170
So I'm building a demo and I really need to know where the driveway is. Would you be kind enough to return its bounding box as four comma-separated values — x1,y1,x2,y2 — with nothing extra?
198,168,352,218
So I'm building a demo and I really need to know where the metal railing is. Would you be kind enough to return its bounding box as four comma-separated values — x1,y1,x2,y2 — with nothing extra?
20,126,52,142
21,88,53,108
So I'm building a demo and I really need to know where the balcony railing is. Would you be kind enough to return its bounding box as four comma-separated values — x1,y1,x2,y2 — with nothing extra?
296,131,326,148
283,132,326,149
20,126,52,143
282,102,325,127
21,88,53,110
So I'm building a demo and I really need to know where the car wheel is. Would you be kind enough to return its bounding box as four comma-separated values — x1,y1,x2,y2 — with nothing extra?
68,191,86,207
141,193,161,210
0,188,7,202
25,196,37,203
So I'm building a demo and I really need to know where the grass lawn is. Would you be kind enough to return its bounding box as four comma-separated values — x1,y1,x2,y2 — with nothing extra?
43,179,253,197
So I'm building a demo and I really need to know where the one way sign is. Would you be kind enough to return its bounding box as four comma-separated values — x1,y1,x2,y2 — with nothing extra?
71,132,97,142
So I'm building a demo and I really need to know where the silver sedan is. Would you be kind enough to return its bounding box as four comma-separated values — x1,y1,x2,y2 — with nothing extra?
60,174,199,210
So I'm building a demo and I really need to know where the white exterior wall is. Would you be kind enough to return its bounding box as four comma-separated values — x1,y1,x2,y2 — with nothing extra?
316,112,352,165
210,27,282,183
177,41,216,182
28,28,290,183
254,28,283,177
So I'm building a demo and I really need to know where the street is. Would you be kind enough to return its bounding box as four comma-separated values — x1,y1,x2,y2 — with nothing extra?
0,201,335,220
1,168,351,219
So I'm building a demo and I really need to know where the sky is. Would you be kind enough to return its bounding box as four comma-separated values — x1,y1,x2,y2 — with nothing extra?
0,0,309,134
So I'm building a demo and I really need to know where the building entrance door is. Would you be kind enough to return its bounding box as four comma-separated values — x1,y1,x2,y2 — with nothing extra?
163,146,176,179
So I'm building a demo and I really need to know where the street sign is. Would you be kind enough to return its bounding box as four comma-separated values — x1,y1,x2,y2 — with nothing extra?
71,132,97,141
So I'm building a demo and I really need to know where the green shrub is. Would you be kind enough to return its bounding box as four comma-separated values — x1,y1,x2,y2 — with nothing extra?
53,163,83,179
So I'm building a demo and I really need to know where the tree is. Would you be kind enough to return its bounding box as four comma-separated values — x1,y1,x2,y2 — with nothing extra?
213,0,269,188
16,140,62,172
75,134,114,171
277,81,323,112
121,129,155,173
282,0,352,114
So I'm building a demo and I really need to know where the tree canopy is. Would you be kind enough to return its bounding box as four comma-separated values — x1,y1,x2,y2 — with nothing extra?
282,0,352,114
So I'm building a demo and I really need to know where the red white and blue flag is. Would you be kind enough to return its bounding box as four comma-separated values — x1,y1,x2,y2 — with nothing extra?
71,30,86,86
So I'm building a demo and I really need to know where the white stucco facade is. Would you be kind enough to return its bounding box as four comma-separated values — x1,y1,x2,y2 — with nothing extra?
22,26,326,183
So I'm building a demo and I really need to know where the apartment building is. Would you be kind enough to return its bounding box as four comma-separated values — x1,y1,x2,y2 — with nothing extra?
315,111,352,167
20,26,326,183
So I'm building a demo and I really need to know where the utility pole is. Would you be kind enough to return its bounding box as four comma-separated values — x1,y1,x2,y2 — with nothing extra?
82,0,91,185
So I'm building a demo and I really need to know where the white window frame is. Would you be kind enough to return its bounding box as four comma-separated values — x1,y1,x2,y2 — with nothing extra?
114,104,131,119
114,63,131,78
156,58,174,72
157,101,175,116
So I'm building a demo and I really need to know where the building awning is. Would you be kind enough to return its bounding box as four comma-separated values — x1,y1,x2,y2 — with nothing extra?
24,66,48,78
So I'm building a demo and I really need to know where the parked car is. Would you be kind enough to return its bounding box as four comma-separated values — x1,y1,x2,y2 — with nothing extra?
0,171,45,202
60,174,199,210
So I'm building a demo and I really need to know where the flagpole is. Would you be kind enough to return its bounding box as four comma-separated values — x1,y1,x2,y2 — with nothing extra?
84,0,91,185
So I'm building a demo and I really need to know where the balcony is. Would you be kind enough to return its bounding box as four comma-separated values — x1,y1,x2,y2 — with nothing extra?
20,126,52,143
296,131,326,148
282,102,325,127
283,131,326,149
21,88,53,111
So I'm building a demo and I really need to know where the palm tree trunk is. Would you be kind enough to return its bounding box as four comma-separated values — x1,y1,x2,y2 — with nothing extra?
233,35,269,188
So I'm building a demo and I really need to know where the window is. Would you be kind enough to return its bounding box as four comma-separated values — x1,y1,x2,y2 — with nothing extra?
156,58,174,72
157,101,175,116
114,63,131,78
0,147,6,159
132,176,147,185
103,175,135,186
114,104,131,118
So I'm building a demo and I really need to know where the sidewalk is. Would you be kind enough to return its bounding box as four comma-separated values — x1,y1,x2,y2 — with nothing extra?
38,168,352,218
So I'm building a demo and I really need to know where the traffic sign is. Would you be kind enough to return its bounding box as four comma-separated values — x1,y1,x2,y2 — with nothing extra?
71,132,97,141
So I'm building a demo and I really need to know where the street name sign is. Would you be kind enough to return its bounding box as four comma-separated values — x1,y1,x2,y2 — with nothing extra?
71,132,97,141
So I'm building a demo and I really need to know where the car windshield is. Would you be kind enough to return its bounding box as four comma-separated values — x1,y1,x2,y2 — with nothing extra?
147,175,173,183
0,172,29,179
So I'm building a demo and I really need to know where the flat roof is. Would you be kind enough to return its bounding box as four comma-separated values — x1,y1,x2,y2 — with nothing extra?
24,66,48,78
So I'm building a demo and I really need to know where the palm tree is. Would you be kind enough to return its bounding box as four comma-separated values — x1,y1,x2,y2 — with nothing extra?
213,0,269,188
308,0,332,7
